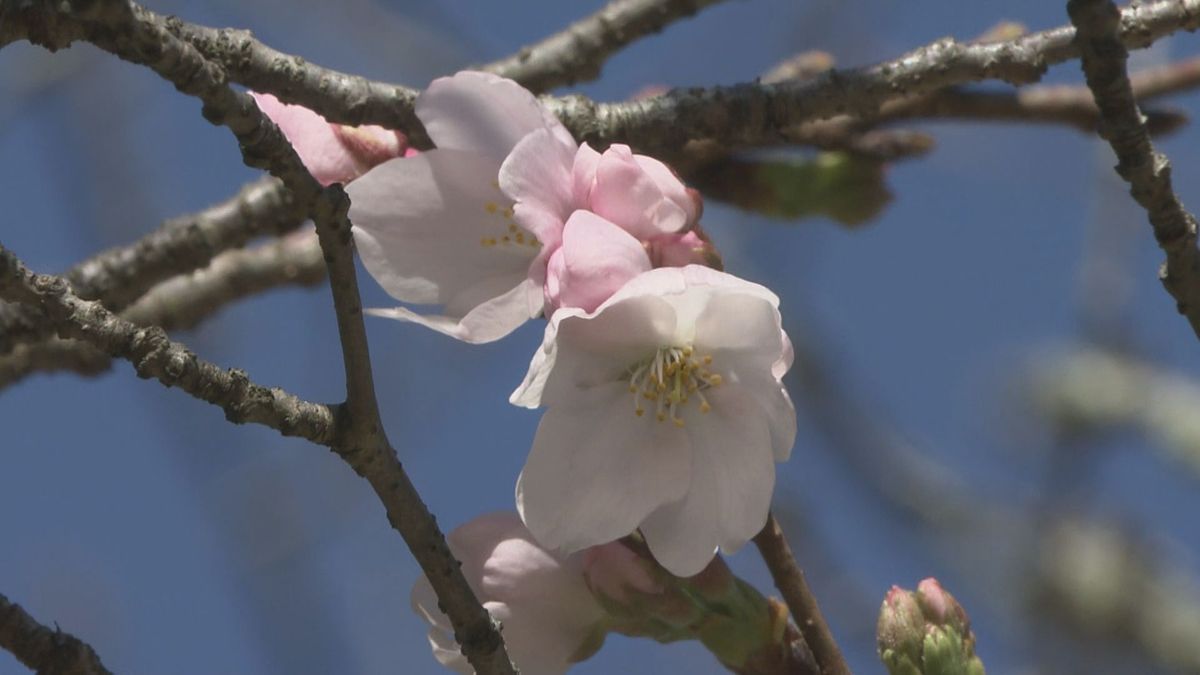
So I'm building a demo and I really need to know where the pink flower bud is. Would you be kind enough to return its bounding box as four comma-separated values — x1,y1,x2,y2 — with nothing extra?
579,540,662,604
411,513,608,675
251,92,409,186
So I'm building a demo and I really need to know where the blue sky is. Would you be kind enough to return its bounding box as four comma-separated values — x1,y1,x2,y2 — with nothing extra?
3,1,1200,673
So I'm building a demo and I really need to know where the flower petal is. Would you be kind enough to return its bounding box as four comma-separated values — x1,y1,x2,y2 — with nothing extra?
571,142,601,206
517,381,691,553
410,577,473,674
367,277,541,344
639,383,775,577
694,292,796,461
500,128,577,245
634,153,698,226
417,71,570,163
348,149,535,305
252,92,361,186
543,295,676,404
548,211,652,313
590,144,688,238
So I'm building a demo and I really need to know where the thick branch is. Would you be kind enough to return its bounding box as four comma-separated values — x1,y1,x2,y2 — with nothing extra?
0,177,302,355
481,0,729,92
42,2,515,672
1068,0,1200,340
9,0,1200,158
0,592,113,675
753,514,851,675
555,0,1200,153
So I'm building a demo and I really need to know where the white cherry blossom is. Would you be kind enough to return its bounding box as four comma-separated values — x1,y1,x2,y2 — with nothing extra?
411,512,608,675
510,266,796,577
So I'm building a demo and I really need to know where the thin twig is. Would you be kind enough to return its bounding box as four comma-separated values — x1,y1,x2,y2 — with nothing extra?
1068,0,1200,340
0,177,302,355
876,55,1200,133
481,0,729,92
11,2,516,672
0,592,113,675
753,513,851,675
0,242,337,441
0,233,326,391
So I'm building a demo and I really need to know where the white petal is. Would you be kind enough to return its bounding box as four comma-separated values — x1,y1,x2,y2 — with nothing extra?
509,292,675,409
348,149,536,305
509,313,569,409
517,382,691,554
417,71,568,164
640,384,775,577
367,277,541,344
694,290,785,371
410,577,473,674
694,294,795,461
539,296,676,404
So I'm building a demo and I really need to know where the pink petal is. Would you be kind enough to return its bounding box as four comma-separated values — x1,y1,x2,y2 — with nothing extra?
500,128,577,245
647,230,712,268
546,211,652,313
571,143,601,207
634,153,698,227
589,144,688,238
416,71,572,164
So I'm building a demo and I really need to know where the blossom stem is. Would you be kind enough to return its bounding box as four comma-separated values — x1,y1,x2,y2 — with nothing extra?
753,513,852,675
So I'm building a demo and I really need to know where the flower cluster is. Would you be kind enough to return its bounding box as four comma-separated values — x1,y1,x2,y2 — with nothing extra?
258,71,796,673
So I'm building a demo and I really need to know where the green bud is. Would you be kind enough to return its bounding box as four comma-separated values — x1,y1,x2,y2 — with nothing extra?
878,585,927,667
877,579,986,675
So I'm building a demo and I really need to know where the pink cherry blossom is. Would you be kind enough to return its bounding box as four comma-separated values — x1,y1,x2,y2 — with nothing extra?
510,266,797,577
347,72,570,343
345,71,706,342
250,92,410,186
543,211,652,313
411,512,608,675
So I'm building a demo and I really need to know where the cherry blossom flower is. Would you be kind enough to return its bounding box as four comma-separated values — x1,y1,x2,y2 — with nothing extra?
346,72,569,343
345,70,702,343
250,92,411,186
411,512,607,675
510,266,796,577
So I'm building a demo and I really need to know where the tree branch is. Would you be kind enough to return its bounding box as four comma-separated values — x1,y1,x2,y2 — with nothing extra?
0,241,337,441
0,592,113,675
753,514,851,675
1068,0,1200,340
12,0,1196,158
0,233,324,391
18,2,516,672
876,56,1200,134
481,0,729,92
0,177,303,356
553,0,1200,154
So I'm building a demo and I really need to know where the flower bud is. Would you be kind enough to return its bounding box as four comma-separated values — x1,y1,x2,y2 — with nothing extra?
411,513,608,675
877,579,986,675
